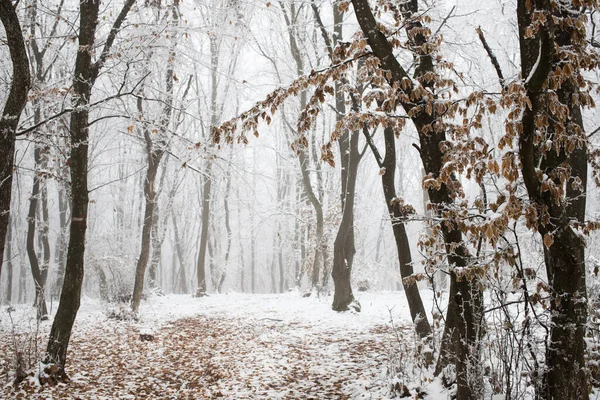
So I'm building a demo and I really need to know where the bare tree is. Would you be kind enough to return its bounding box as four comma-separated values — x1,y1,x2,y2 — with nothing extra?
44,0,135,379
0,0,31,282
279,1,326,291
132,0,179,313
195,0,246,296
25,0,65,320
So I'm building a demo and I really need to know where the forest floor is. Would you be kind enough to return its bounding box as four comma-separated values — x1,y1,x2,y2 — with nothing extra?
0,291,443,399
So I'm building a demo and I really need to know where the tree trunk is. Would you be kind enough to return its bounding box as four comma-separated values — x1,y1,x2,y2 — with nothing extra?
131,149,163,313
219,167,233,293
149,160,176,293
278,231,285,292
171,212,188,294
516,2,589,397
26,96,50,319
299,151,324,290
331,125,360,311
270,251,277,294
45,41,94,381
132,1,178,305
543,230,587,399
330,5,359,311
97,265,109,302
4,216,13,304
148,202,161,288
195,30,222,297
54,172,70,298
26,0,55,315
45,38,94,382
421,168,445,292
238,194,245,292
208,226,218,290
26,144,49,320
250,207,256,293
45,0,135,379
0,0,31,282
419,121,483,398
380,127,432,338
18,237,27,304
195,162,212,296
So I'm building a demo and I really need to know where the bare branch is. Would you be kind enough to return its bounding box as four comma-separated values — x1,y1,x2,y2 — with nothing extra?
16,72,150,137
91,0,136,81
476,26,506,90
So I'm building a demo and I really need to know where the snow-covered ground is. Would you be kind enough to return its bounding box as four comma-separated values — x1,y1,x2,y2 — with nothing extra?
1,290,448,399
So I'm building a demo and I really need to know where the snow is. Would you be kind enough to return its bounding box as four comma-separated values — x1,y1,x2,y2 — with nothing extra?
1,291,450,399
110,290,426,334
524,39,543,86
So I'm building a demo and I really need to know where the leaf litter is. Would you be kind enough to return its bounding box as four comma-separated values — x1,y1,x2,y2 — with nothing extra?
1,291,435,399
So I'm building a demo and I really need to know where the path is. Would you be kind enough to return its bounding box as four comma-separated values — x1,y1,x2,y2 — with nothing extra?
1,292,428,399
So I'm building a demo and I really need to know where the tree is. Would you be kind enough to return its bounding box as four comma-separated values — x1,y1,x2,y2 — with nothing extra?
0,0,31,282
311,1,362,312
363,122,433,338
131,0,179,313
310,2,431,325
25,0,66,321
510,1,593,397
44,0,135,379
348,2,485,396
278,1,328,291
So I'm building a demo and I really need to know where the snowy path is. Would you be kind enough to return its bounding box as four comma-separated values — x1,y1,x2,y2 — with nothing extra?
1,291,438,399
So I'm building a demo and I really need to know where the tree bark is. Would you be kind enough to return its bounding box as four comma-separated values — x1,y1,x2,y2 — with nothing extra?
293,184,303,287
149,161,177,292
331,135,359,311
26,0,59,317
148,200,162,287
0,0,31,282
331,114,360,311
250,202,256,293
44,0,96,372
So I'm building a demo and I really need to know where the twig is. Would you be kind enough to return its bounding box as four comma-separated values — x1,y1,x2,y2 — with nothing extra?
433,6,456,38
16,72,150,137
476,26,506,90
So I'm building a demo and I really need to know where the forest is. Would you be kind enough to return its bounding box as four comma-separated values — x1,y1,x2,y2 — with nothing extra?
1,0,600,398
